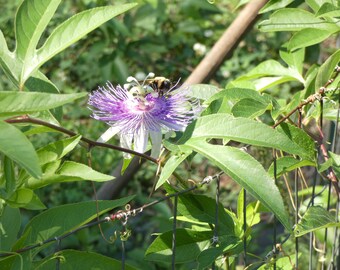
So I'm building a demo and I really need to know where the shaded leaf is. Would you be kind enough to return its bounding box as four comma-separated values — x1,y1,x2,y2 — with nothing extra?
294,206,339,237
268,157,315,177
183,140,291,231
17,197,133,247
34,250,136,270
145,228,241,264
177,194,235,233
0,206,21,251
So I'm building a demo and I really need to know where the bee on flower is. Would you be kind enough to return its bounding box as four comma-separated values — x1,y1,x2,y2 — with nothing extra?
88,73,200,158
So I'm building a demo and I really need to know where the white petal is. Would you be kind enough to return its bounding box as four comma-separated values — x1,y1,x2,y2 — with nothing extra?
134,127,148,153
97,126,121,143
150,130,162,158
120,132,133,159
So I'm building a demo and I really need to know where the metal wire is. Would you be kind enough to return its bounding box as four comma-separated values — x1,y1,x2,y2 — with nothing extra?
171,195,178,270
243,189,247,267
211,175,220,270
273,150,277,270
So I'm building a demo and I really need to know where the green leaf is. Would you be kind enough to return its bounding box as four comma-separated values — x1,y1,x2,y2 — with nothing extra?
231,98,270,118
259,8,339,32
188,84,220,101
145,229,211,263
280,47,305,75
268,157,315,178
0,205,21,251
0,121,41,179
177,194,235,233
15,0,61,61
0,92,86,117
6,188,34,208
37,135,82,165
259,0,294,14
34,250,136,270
26,161,113,189
206,88,270,106
156,151,191,189
315,49,340,90
183,140,291,230
276,122,316,161
316,3,340,18
294,206,339,237
179,114,315,160
18,197,133,247
288,28,336,51
4,156,16,196
238,59,304,83
21,3,138,83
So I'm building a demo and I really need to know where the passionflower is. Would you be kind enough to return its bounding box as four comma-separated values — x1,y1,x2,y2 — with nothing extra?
88,73,200,158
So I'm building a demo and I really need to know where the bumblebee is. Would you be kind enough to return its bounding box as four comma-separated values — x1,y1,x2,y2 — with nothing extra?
145,77,172,96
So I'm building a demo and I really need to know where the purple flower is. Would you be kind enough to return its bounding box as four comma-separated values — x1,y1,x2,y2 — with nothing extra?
88,74,199,158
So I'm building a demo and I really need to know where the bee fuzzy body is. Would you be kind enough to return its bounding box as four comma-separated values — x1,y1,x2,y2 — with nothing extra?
145,77,172,96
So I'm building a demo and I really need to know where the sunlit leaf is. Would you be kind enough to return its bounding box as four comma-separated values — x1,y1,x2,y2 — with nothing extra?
15,0,61,61
0,92,86,117
26,161,113,189
259,8,339,32
0,121,41,178
22,4,137,83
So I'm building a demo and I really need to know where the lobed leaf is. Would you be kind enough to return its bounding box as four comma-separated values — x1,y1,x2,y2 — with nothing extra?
22,4,137,83
15,0,61,61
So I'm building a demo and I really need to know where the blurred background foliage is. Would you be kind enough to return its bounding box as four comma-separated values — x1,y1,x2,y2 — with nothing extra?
0,0,337,268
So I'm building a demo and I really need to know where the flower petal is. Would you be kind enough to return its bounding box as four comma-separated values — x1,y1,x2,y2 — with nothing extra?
97,126,121,143
134,127,149,154
120,132,133,159
150,130,162,158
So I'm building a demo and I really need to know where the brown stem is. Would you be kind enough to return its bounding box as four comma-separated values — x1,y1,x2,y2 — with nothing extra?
316,125,340,196
5,115,158,164
185,0,269,84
